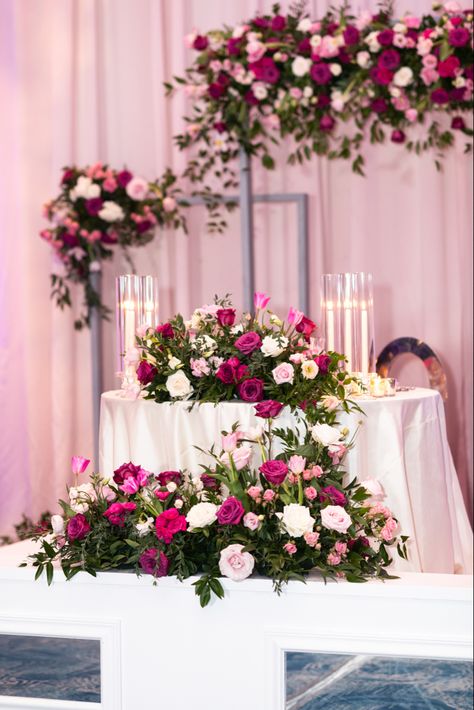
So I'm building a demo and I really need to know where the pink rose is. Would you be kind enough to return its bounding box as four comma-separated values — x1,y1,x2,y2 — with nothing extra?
335,541,347,555
272,362,295,385
162,196,177,212
422,54,438,69
235,331,262,354
243,512,260,531
380,525,394,541
155,508,187,543
404,15,421,29
284,543,297,555
247,485,262,500
254,400,284,418
219,544,255,581
254,292,270,309
190,357,210,378
139,549,169,577
303,465,323,480
263,489,275,502
260,460,288,486
216,308,236,327
71,456,90,475
327,552,341,566
238,378,264,402
405,108,418,122
320,505,352,533
304,531,320,547
362,478,385,499
220,445,252,471
125,177,149,201
304,486,317,501
103,502,137,527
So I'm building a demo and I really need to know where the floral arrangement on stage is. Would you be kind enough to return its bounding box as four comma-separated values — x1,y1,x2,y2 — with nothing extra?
169,1,473,201
28,417,408,606
134,292,355,423
40,164,185,329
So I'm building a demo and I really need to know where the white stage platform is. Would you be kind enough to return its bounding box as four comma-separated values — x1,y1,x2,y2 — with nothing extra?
0,539,472,710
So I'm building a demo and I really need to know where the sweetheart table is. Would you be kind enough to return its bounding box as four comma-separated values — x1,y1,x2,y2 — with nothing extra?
99,388,472,576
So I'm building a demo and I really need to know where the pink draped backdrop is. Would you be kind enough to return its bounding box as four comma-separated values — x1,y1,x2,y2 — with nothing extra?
0,0,472,534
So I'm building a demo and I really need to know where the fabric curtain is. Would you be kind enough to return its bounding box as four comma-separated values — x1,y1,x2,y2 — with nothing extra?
0,0,472,534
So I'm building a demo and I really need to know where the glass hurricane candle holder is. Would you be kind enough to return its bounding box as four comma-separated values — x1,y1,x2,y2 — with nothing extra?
354,272,375,375
140,276,159,329
116,275,142,382
320,273,344,355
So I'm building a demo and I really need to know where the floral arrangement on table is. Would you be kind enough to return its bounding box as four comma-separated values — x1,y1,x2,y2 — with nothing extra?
134,292,356,423
28,416,408,606
169,0,473,217
40,164,185,329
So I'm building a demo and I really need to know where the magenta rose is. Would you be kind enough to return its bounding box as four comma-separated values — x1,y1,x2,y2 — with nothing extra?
113,462,143,485
320,115,335,132
391,129,405,144
216,358,248,384
448,27,470,46
310,63,332,84
155,509,187,544
377,29,394,46
193,34,208,50
431,88,450,105
208,83,226,99
370,66,393,85
85,198,103,216
314,354,331,373
217,497,245,525
295,316,316,338
438,55,460,78
117,170,133,188
227,38,242,56
157,470,182,486
271,14,286,31
201,473,220,490
343,25,360,45
103,502,137,526
66,514,90,541
254,400,284,419
319,485,347,507
139,549,169,577
238,378,264,402
244,90,259,106
370,98,388,114
61,168,75,184
259,459,288,486
216,308,236,327
136,361,157,386
234,331,262,354
378,49,400,71
156,323,175,339
249,57,280,83
452,116,466,130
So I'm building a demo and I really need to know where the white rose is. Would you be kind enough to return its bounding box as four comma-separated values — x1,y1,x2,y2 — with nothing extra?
330,63,342,76
297,18,311,32
98,201,125,222
69,176,101,201
310,35,322,49
320,395,340,411
320,505,352,533
393,67,414,87
357,51,371,68
281,504,315,538
311,423,343,447
191,334,217,354
252,82,268,100
362,478,385,499
291,56,311,77
365,31,381,53
51,514,65,536
186,502,218,530
168,356,182,370
393,22,407,34
231,324,244,334
303,86,313,98
261,335,288,357
166,481,177,492
166,370,193,398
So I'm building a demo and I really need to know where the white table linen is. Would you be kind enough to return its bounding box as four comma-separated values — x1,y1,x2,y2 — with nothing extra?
99,388,472,575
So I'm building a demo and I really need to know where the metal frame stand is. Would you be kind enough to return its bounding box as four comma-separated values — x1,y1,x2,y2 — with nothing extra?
89,149,310,463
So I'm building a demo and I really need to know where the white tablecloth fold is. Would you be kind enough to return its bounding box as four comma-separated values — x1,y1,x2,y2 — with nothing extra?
99,389,472,575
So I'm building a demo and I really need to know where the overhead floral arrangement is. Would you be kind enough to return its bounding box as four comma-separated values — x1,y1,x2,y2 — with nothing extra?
168,0,473,212
134,292,356,423
28,415,408,606
40,164,186,330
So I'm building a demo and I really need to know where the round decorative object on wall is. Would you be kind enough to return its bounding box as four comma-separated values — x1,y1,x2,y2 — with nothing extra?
376,337,448,400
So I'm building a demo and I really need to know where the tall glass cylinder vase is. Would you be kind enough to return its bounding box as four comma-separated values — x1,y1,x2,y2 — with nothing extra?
355,272,375,375
342,272,357,373
140,276,159,329
116,275,141,382
320,273,344,355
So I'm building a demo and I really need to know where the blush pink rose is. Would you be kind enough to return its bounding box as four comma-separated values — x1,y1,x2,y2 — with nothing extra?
162,196,177,212
243,512,260,531
272,362,295,385
126,177,149,201
288,455,306,474
327,552,341,566
320,505,352,533
247,485,262,500
219,544,255,581
263,489,275,502
284,543,297,555
335,541,347,554
304,531,320,547
304,486,317,501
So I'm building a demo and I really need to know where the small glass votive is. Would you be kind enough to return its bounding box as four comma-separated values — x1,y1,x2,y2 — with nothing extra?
369,375,386,397
384,378,397,396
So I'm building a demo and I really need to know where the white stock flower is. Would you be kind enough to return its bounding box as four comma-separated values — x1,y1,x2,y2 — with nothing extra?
166,370,193,398
168,356,182,370
291,56,312,77
280,504,315,537
69,176,100,201
311,423,343,447
186,502,218,530
51,515,65,536
191,334,217,355
260,335,288,357
98,201,125,222
135,517,154,536
69,483,96,513
393,67,414,87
